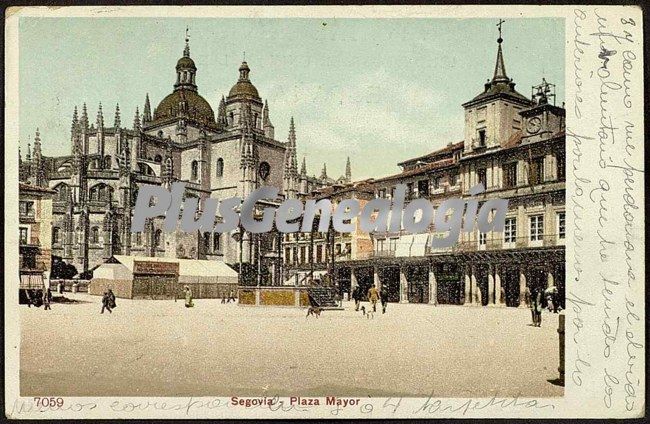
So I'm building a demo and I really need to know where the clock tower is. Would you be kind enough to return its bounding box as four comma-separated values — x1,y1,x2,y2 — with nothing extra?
519,79,565,144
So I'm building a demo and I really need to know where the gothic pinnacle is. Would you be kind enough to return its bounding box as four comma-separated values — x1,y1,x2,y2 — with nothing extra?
114,103,121,128
96,102,104,128
81,102,89,130
143,93,152,123
301,156,307,175
133,107,141,131
345,156,352,181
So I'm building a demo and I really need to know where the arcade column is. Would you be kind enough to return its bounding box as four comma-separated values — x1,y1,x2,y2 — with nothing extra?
428,265,437,305
399,266,408,304
518,267,528,308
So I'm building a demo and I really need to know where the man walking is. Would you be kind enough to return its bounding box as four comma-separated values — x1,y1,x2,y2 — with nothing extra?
43,288,52,310
380,286,389,314
352,286,361,311
367,284,379,313
101,291,112,314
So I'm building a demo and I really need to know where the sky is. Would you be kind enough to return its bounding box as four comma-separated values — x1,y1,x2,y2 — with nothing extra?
18,17,564,180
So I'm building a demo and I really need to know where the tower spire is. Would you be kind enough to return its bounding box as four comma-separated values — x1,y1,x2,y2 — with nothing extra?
300,156,307,176
71,105,79,134
80,103,89,131
492,19,509,84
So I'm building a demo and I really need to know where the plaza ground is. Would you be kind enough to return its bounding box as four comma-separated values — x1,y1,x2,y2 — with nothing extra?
20,293,563,398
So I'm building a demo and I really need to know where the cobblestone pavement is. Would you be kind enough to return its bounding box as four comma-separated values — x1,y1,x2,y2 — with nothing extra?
20,294,563,398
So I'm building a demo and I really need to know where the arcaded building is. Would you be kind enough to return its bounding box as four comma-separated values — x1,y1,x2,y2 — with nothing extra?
283,33,566,307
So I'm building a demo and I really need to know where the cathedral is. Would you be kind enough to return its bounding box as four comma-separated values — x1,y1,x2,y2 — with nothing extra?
19,35,351,275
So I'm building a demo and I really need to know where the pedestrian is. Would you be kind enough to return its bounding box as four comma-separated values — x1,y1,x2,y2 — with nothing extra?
221,295,226,304
58,280,65,294
352,286,361,311
380,286,389,314
101,291,112,314
107,289,117,309
43,288,52,310
367,284,379,313
228,289,236,303
530,288,543,327
184,285,194,308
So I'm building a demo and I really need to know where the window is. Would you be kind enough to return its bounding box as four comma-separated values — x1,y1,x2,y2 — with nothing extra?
376,239,385,252
90,227,100,244
104,155,111,168
316,245,323,263
215,158,224,177
406,182,414,199
213,232,221,252
477,168,487,189
389,238,397,251
285,247,291,264
191,160,199,181
478,129,486,147
300,246,306,264
503,162,517,188
293,247,298,264
417,179,429,197
345,243,351,255
557,212,566,240
557,151,566,181
529,157,545,185
52,227,61,245
530,215,544,242
54,183,70,202
378,188,387,198
335,244,341,256
479,232,487,246
19,201,34,217
504,217,517,244
154,155,163,163
135,232,142,245
19,227,28,245
154,229,163,247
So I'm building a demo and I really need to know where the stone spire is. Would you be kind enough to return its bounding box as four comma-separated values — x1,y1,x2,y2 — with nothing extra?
32,128,46,186
71,105,79,135
133,107,141,132
80,103,89,132
320,163,328,180
26,142,31,162
96,102,104,129
300,156,307,176
217,95,228,127
345,156,352,182
287,117,298,170
143,93,152,123
263,100,275,139
114,103,121,128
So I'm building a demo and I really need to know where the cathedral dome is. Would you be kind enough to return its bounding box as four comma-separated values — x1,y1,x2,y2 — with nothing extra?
228,62,260,99
176,56,196,70
153,89,216,125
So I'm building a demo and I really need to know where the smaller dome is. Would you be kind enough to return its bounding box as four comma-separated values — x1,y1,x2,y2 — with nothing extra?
176,56,196,70
229,81,259,98
228,61,260,99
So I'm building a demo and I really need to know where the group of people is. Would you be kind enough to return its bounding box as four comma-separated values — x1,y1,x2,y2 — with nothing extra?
220,290,237,304
24,288,52,310
526,286,561,327
351,284,389,314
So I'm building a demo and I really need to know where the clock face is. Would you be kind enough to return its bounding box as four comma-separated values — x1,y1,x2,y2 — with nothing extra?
526,116,542,134
258,162,270,181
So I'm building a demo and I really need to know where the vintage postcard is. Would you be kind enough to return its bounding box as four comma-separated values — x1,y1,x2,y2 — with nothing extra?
4,4,645,419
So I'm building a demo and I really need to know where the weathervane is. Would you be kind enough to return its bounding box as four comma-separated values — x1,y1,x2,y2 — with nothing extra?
496,19,505,43
185,27,190,43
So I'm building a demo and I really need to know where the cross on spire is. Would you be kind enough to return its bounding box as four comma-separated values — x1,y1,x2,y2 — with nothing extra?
496,19,505,43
